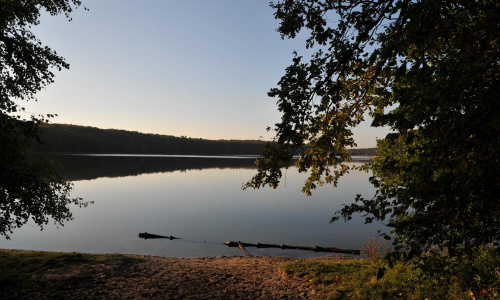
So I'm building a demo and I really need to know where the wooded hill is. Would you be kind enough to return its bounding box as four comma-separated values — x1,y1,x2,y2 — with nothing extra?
32,123,377,156
33,124,268,155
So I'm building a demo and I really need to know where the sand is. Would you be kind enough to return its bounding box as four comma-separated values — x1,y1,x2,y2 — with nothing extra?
2,251,353,299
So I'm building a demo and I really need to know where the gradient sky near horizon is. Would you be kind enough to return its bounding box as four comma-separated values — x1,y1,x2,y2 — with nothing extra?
24,0,389,148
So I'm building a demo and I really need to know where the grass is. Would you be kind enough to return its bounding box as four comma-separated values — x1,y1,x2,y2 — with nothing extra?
280,259,372,299
0,250,132,285
281,259,454,299
280,249,500,300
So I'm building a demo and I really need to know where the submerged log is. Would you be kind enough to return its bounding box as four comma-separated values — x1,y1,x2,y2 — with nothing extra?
138,234,359,255
224,241,360,255
139,232,179,240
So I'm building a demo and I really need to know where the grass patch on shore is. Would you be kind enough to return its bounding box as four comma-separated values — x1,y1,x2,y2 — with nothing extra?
281,259,435,299
0,250,132,285
280,249,500,300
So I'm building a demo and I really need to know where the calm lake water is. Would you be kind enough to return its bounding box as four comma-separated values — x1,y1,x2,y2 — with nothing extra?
0,155,387,258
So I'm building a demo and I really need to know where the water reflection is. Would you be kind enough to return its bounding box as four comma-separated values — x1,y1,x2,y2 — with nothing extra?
1,155,383,258
55,154,371,181
54,154,258,181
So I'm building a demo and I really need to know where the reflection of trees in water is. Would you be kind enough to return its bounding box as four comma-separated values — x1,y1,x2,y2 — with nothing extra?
55,155,259,181
43,155,371,182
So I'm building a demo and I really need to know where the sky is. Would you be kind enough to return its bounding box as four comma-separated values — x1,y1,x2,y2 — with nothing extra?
24,0,389,148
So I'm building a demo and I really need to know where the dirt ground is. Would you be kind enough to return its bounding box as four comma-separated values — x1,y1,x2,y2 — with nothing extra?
2,251,353,299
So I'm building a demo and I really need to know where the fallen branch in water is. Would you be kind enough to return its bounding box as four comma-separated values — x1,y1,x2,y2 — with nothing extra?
237,241,249,255
224,241,360,255
138,233,360,255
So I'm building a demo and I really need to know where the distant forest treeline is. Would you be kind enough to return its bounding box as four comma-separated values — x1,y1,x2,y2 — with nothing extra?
32,124,377,156
33,124,268,155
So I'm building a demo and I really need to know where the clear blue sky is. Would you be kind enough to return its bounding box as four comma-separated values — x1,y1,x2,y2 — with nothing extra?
25,0,388,147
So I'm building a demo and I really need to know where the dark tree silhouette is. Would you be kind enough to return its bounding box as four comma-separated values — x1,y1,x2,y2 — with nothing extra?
246,0,500,277
0,1,90,238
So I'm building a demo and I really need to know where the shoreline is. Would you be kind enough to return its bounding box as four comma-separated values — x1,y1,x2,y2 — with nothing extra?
1,249,354,299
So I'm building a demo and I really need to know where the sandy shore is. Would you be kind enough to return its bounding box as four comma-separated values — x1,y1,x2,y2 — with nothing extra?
1,250,353,299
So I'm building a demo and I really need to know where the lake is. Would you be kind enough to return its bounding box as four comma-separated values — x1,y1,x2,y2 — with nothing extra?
0,154,387,258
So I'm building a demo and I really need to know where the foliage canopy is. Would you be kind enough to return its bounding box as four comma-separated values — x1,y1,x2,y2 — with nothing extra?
0,0,89,238
246,0,500,259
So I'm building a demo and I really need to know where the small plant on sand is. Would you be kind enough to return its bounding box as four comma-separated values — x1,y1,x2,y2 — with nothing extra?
361,237,392,262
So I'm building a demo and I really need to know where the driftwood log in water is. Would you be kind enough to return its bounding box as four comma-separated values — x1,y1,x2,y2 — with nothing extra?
224,241,360,255
138,233,359,255
139,232,179,240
